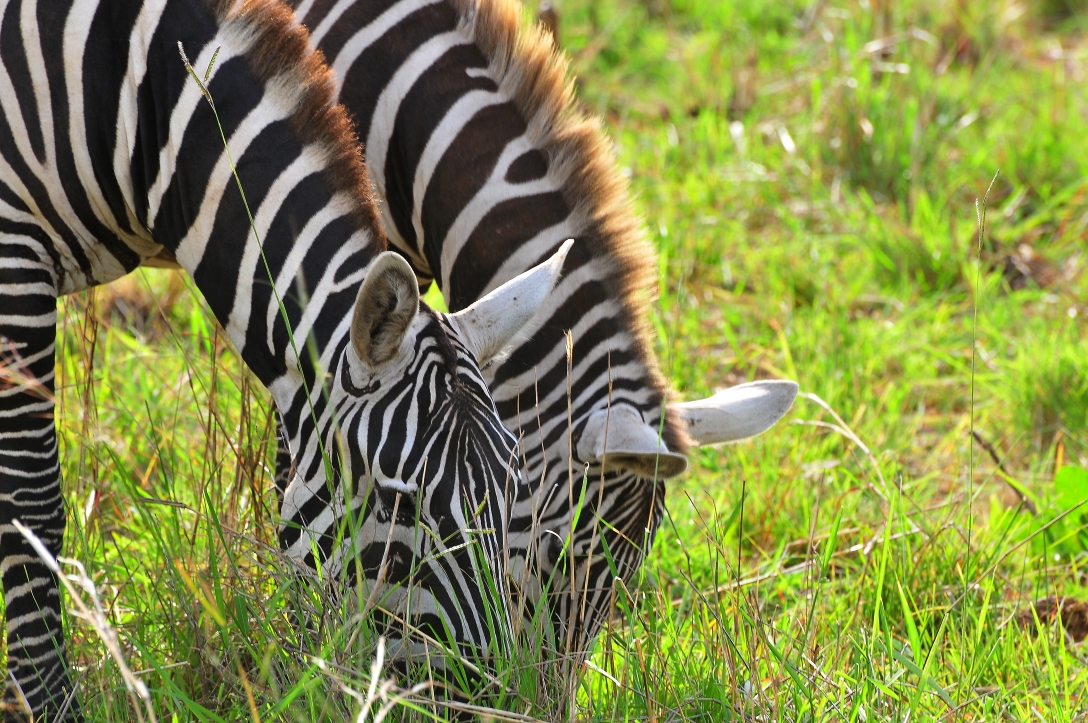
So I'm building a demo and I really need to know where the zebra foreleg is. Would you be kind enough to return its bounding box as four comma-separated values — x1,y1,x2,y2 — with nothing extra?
272,410,294,507
0,236,80,722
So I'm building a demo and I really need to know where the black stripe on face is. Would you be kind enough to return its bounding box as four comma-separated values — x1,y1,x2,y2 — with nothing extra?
531,344,642,443
279,474,334,550
375,382,418,480
331,2,459,144
385,43,495,252
397,376,443,479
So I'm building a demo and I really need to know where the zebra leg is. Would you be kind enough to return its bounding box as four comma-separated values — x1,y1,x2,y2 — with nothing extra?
0,236,79,721
272,409,294,505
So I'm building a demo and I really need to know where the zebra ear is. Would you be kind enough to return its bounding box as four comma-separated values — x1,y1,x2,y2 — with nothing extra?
577,406,689,479
449,238,574,364
674,380,799,446
350,252,420,367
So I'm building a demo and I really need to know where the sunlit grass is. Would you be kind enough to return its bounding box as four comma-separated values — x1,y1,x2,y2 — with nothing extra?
563,0,1088,718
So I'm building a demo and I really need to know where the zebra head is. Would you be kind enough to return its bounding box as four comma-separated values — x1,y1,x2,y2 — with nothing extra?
280,240,574,661
556,380,799,652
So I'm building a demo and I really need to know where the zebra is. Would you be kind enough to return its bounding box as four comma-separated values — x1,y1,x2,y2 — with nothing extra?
280,0,801,657
0,0,573,718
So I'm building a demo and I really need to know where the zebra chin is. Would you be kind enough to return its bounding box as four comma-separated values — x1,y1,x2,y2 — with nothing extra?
366,588,510,666
288,527,515,681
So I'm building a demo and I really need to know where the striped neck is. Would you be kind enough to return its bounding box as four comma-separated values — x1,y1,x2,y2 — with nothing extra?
37,0,392,487
119,0,383,414
291,0,685,457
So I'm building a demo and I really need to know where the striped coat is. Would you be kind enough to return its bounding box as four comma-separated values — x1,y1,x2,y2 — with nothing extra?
0,0,570,717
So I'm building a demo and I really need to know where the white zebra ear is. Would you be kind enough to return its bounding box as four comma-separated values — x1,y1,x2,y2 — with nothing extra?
674,380,798,446
351,252,420,367
449,238,574,364
577,406,689,479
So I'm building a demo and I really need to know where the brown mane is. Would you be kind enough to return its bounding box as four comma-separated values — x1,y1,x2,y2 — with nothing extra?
447,0,689,454
204,0,384,239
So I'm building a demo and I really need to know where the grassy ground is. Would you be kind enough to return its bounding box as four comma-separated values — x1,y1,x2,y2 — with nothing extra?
15,0,1088,719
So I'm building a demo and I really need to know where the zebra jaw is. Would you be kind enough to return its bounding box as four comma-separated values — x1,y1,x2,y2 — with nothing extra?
448,238,575,364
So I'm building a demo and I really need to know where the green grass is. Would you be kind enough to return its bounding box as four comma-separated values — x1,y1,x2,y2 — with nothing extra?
9,0,1088,719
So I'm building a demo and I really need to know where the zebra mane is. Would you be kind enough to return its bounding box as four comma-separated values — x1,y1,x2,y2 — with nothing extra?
422,305,465,389
447,0,689,455
204,0,385,238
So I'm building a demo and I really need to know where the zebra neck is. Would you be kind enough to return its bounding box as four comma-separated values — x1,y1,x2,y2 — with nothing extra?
114,0,382,396
299,0,686,454
6,0,389,480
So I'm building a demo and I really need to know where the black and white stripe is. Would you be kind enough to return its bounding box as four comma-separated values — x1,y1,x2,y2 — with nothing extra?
0,0,549,718
290,0,693,658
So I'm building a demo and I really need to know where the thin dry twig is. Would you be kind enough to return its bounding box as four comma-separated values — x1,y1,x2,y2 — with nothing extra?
970,429,1037,514
362,492,402,617
0,336,56,405
794,391,913,556
795,392,890,502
